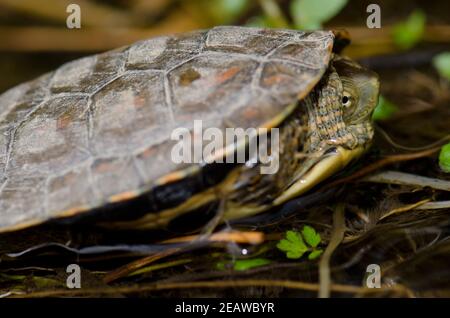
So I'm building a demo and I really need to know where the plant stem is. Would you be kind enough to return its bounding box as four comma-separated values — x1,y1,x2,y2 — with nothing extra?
319,203,346,298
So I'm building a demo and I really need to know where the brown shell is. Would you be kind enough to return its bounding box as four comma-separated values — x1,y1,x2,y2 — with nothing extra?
0,26,334,232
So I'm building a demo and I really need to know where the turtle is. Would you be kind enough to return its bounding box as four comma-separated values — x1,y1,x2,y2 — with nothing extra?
0,26,379,234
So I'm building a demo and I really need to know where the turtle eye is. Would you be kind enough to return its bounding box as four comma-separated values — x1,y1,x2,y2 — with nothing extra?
342,93,352,108
341,91,357,120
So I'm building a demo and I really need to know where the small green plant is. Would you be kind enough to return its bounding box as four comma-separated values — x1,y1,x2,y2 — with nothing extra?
392,10,426,50
372,95,398,121
438,142,450,173
432,52,450,81
277,225,323,260
216,258,272,271
233,258,272,271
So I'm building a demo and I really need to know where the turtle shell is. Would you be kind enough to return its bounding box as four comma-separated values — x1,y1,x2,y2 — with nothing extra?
0,26,336,233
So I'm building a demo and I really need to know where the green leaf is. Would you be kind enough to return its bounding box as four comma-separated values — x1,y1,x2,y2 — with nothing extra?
277,230,308,259
432,52,450,81
290,0,348,30
308,249,323,260
286,230,302,244
221,0,249,16
246,15,272,28
438,142,450,173
302,225,321,248
392,10,426,50
233,258,272,271
208,0,249,24
217,258,272,271
372,95,398,121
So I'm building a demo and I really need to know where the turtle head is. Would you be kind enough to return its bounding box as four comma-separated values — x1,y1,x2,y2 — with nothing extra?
333,56,380,149
305,55,380,153
259,56,380,206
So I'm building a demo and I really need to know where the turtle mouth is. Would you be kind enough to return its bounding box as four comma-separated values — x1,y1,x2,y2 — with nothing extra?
273,145,365,205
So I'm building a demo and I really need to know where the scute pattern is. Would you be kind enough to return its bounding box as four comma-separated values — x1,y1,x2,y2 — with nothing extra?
8,95,90,177
0,26,334,232
90,71,167,156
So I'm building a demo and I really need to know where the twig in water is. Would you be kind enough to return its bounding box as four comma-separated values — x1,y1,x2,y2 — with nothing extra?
375,127,450,152
380,199,431,221
323,147,441,190
15,279,411,298
103,247,182,284
363,170,450,191
416,200,450,210
161,231,265,245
